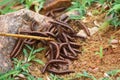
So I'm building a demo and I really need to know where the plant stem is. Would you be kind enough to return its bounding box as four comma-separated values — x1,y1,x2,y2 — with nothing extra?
0,33,54,41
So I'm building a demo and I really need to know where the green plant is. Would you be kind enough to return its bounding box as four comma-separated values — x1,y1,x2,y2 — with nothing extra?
92,10,101,15
13,58,31,73
92,0,120,28
67,1,86,19
76,71,97,80
0,0,45,15
98,69,120,80
0,45,44,79
49,74,64,80
25,74,43,80
0,58,30,79
82,0,96,6
107,0,120,28
34,0,45,13
99,77,111,80
117,77,120,80
24,0,34,9
67,0,97,20
107,69,120,77
95,46,103,59
0,0,17,14
19,0,45,12
23,44,45,65
0,70,19,80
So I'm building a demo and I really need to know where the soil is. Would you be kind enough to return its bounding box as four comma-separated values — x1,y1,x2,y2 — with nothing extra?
14,2,120,80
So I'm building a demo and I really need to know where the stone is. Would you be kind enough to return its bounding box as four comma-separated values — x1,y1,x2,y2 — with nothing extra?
77,27,99,38
0,9,53,73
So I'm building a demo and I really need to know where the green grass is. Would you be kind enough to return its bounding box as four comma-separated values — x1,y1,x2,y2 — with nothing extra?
23,44,45,65
68,0,120,28
76,71,97,80
95,46,103,59
95,0,120,28
0,45,44,80
67,0,95,20
0,0,45,14
19,0,45,12
107,0,120,28
49,74,64,80
0,0,17,14
107,69,120,77
99,69,120,80
95,46,104,64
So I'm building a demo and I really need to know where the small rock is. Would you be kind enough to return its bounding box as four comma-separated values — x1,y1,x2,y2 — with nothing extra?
77,27,99,38
110,39,119,44
104,73,110,77
43,0,71,11
17,74,26,79
94,20,100,27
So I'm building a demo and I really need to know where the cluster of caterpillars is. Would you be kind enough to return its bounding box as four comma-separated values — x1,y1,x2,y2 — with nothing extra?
10,7,82,74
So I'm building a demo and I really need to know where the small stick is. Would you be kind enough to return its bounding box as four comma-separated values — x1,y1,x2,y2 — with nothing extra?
0,33,54,41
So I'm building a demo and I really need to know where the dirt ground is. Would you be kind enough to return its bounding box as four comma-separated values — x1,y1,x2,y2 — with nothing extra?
16,4,120,80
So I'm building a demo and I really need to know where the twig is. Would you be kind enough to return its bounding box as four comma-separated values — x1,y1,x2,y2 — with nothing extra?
0,33,54,41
